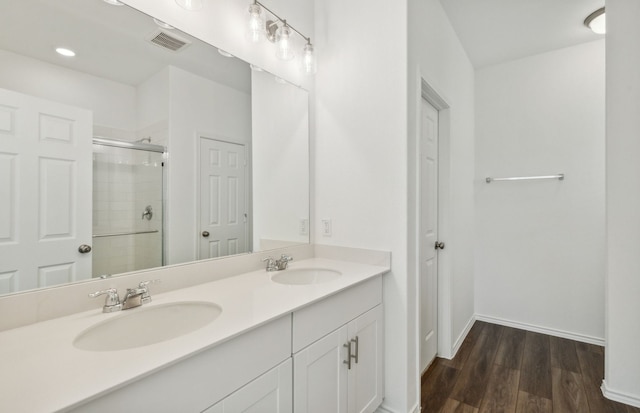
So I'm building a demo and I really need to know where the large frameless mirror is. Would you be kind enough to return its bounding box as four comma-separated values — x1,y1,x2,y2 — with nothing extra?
0,0,309,296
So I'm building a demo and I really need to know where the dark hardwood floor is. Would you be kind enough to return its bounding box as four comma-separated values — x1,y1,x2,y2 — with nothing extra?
421,321,640,413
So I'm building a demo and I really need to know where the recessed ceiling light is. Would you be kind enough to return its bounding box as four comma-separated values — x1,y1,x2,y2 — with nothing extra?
55,47,76,57
217,49,234,58
153,18,174,29
175,0,203,11
250,64,264,72
585,7,606,34
103,0,124,5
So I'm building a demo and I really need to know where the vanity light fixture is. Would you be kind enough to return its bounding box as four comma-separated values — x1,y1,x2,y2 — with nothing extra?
55,47,76,57
175,0,203,11
246,0,316,74
584,7,606,34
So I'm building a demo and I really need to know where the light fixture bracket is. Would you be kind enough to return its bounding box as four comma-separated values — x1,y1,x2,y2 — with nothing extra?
266,20,278,43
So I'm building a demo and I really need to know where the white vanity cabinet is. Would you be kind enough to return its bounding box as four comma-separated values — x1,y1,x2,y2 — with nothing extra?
292,276,383,413
203,358,292,413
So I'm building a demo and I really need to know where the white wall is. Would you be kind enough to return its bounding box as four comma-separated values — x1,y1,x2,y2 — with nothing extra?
604,0,640,406
474,41,606,342
251,71,309,250
0,49,137,131
408,0,476,408
313,0,410,411
166,66,251,265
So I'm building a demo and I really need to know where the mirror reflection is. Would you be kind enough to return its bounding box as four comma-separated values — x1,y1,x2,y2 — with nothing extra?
0,0,310,296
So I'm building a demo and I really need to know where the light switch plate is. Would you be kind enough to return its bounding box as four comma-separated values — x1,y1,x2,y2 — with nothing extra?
321,219,332,237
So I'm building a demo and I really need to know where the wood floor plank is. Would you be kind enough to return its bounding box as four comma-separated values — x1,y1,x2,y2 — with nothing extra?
577,349,630,413
478,364,519,413
421,361,460,413
550,336,581,373
440,398,479,413
450,326,504,407
515,391,552,413
627,405,640,413
495,327,526,370
519,331,552,400
575,341,604,354
551,367,589,412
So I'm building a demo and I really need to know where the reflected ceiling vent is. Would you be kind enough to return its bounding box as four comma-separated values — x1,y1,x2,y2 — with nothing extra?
147,30,191,52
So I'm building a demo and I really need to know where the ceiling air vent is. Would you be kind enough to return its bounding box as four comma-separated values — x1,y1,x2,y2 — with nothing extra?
148,30,191,52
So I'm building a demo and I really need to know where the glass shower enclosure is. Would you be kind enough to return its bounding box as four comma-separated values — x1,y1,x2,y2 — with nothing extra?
92,138,165,278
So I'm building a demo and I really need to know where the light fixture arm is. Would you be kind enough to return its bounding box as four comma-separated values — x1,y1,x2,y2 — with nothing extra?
253,0,311,45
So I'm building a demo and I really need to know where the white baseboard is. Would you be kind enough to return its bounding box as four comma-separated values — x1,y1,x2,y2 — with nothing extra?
375,404,397,413
474,314,605,346
449,315,476,359
602,380,640,408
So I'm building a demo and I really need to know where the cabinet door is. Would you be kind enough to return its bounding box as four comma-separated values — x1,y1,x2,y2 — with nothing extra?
203,358,292,413
293,325,349,413
348,305,384,413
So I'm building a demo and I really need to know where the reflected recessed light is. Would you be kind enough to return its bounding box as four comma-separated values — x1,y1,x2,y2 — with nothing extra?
175,0,203,11
103,0,124,5
153,18,174,30
274,76,287,84
250,64,264,72
585,7,606,34
218,49,234,58
55,47,76,57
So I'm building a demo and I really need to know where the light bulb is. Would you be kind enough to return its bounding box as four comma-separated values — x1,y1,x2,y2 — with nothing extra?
301,43,317,75
175,0,203,11
275,24,294,61
246,3,265,43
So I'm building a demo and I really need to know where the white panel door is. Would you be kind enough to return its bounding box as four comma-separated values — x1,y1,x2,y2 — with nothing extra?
0,88,92,294
348,305,384,413
293,325,349,413
203,359,292,413
199,137,248,259
419,98,439,372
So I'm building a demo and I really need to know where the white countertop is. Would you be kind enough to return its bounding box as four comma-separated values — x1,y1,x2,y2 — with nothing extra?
0,257,388,413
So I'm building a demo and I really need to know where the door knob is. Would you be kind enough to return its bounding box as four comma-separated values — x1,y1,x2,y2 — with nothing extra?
202,231,210,238
435,241,445,250
78,244,92,254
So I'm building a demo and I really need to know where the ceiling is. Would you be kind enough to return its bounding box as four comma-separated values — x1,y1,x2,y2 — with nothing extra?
439,0,606,68
0,0,250,92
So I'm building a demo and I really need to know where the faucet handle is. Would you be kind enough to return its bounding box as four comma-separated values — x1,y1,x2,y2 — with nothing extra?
263,257,277,272
138,279,160,304
88,288,122,313
280,254,293,262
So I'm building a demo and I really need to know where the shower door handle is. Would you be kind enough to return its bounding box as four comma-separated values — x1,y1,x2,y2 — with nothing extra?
202,231,210,238
78,244,92,254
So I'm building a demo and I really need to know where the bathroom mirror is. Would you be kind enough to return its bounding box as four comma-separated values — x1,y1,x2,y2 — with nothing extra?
0,0,309,295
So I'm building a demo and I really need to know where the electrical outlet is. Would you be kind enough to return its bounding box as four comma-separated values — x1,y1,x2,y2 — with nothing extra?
299,218,309,235
321,219,332,237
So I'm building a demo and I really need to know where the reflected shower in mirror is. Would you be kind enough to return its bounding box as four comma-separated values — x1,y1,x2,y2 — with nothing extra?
0,0,309,296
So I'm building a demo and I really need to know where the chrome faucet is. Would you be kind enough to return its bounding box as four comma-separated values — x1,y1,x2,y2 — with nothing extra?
89,280,159,313
275,254,293,270
263,254,294,272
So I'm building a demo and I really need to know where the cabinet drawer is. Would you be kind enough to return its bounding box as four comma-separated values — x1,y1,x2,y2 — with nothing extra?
72,314,292,413
292,275,382,353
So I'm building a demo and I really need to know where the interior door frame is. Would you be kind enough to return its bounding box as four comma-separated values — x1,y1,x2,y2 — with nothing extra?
412,74,452,384
196,134,250,260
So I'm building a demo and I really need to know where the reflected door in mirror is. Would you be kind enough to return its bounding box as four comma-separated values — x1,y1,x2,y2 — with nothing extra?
199,137,248,259
0,88,93,294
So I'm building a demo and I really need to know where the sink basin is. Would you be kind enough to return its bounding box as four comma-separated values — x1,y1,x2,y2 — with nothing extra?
74,301,222,352
271,268,342,285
